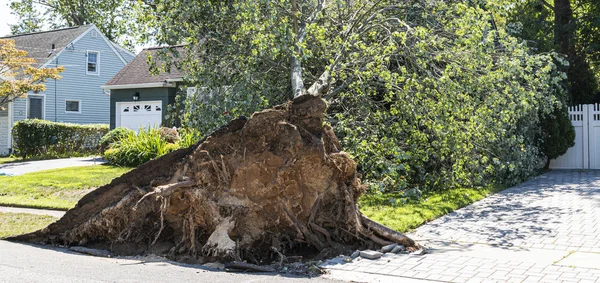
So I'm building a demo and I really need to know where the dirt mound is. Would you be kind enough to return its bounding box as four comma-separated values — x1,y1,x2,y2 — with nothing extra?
13,95,417,263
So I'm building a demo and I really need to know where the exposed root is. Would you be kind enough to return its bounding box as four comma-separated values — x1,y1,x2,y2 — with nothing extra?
360,214,419,250
12,95,419,263
202,217,236,259
134,178,194,210
151,196,169,246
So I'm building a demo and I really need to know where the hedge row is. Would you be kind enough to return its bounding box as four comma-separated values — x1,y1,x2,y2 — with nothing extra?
12,119,109,158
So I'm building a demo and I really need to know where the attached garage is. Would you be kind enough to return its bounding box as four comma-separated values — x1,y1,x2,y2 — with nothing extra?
115,101,163,130
101,46,184,130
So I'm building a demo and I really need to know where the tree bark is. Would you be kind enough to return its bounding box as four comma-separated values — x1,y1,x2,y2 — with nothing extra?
554,0,575,58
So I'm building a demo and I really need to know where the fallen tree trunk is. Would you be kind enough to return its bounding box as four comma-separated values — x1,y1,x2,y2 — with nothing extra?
12,95,418,263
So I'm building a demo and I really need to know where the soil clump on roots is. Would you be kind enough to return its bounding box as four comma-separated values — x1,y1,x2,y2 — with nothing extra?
12,95,418,265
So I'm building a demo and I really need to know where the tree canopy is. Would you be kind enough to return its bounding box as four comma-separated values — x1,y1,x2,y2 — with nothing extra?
143,0,569,191
507,0,600,104
0,39,63,109
9,0,138,47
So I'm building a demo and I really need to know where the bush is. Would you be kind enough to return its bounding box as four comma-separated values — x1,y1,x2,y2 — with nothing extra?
104,128,181,167
98,127,134,153
177,128,202,148
12,119,108,158
539,105,575,168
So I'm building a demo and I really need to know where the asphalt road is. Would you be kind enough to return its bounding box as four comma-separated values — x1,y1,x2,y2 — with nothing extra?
0,240,339,283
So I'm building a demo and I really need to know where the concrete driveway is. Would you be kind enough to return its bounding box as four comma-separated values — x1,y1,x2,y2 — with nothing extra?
322,170,600,282
0,157,106,176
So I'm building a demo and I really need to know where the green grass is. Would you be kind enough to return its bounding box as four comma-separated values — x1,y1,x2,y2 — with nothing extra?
0,157,20,164
0,212,58,239
0,165,132,210
359,186,506,233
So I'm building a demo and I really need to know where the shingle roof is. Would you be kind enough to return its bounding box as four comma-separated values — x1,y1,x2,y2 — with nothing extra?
1,25,92,67
104,45,185,87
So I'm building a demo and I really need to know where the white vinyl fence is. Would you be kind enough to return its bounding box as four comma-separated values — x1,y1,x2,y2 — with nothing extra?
550,104,600,169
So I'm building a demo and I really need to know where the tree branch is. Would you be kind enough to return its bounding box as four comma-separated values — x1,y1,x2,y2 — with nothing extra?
537,0,554,12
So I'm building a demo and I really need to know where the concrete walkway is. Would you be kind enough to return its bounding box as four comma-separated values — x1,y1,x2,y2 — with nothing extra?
0,206,65,218
0,156,106,176
322,170,600,283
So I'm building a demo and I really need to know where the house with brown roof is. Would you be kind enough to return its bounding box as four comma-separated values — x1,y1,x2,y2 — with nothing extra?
0,24,134,155
101,45,185,130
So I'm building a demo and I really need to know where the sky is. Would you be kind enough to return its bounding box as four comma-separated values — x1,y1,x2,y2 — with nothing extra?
0,0,149,53
0,0,18,37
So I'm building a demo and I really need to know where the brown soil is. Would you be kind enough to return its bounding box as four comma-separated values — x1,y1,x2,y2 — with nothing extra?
12,95,417,264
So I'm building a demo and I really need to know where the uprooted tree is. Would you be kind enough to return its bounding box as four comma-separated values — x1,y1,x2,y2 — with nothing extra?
14,95,417,262
14,0,422,263
12,0,573,263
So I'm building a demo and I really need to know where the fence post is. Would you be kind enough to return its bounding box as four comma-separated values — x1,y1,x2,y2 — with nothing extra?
584,104,590,169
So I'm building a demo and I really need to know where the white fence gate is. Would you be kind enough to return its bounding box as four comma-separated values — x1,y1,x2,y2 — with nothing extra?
550,104,600,169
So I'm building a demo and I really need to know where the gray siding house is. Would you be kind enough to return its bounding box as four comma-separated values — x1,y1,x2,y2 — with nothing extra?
101,46,184,130
0,25,135,155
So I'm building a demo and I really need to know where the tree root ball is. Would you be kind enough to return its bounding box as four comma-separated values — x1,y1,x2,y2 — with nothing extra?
12,95,418,263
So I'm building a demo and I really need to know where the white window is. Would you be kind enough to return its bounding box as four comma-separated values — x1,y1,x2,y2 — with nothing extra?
87,51,99,74
65,100,81,113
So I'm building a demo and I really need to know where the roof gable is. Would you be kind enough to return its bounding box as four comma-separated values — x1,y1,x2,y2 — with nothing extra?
103,46,185,88
1,25,92,67
1,25,133,68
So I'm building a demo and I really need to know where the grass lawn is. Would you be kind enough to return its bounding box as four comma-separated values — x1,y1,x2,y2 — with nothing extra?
0,165,132,210
0,212,57,239
359,186,505,233
0,157,20,164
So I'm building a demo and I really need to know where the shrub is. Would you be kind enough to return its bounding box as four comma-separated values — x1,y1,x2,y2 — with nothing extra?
539,105,575,168
104,128,181,167
177,128,202,148
98,127,134,153
12,119,108,158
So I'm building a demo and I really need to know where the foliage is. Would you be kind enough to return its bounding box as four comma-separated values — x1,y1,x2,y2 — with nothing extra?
12,119,108,158
9,0,140,47
507,0,600,104
0,213,57,239
104,128,180,167
177,127,202,148
540,105,576,167
0,39,63,108
98,127,134,154
0,165,132,210
359,185,504,232
146,0,568,192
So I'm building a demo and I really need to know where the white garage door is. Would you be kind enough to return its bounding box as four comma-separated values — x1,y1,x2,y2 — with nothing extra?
117,101,162,131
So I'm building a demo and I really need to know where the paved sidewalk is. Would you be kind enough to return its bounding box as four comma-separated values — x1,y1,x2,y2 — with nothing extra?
322,170,600,282
0,157,106,176
0,206,66,218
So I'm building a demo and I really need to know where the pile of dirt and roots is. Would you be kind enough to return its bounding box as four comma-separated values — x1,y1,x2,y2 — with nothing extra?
12,95,418,269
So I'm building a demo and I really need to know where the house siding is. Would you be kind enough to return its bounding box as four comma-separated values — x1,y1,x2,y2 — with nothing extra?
12,98,27,122
109,88,175,129
115,47,135,63
0,108,8,155
39,27,130,125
